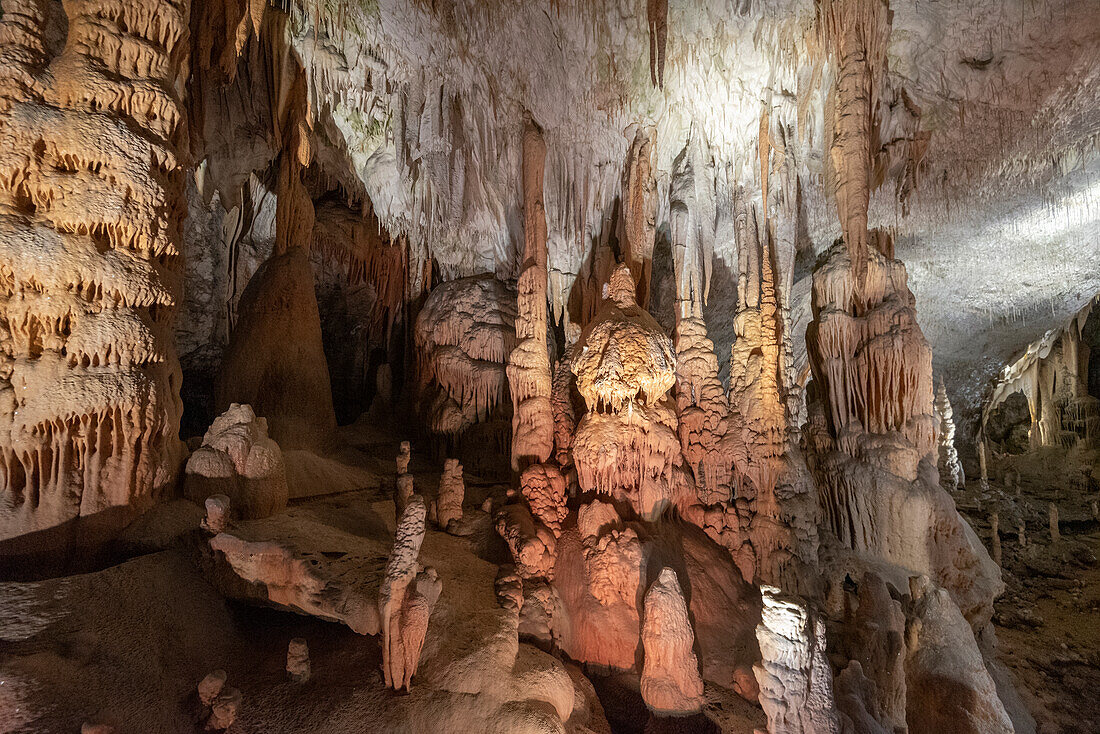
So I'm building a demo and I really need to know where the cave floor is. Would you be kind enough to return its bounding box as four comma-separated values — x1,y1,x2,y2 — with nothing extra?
958,446,1100,734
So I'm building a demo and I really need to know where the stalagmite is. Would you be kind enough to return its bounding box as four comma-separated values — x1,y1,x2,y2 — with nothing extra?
1018,522,1027,548
379,495,438,691
520,463,569,538
286,638,310,683
0,0,190,547
754,586,842,734
202,495,231,535
397,441,412,475
640,568,705,716
507,118,554,470
435,458,465,530
935,380,965,491
206,687,242,731
1049,503,1060,543
184,404,288,520
395,474,415,521
198,670,227,707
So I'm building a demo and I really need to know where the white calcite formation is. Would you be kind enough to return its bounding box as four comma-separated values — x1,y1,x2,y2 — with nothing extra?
754,586,842,734
185,403,288,520
640,568,705,716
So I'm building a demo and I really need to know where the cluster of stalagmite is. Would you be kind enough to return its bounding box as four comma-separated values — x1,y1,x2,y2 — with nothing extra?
507,119,554,471
0,0,190,544
184,403,287,519
379,495,441,691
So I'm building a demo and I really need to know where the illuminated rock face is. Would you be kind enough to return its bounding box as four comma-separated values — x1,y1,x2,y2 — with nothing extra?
571,264,682,520
0,0,189,545
754,586,842,734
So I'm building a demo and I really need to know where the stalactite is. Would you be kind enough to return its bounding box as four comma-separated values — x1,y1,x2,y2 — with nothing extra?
619,125,658,308
507,117,554,471
818,0,890,293
646,0,668,89
0,0,189,543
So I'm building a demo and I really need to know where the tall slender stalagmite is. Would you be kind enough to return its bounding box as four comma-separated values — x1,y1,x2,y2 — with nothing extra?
819,0,890,292
508,117,554,470
0,0,190,545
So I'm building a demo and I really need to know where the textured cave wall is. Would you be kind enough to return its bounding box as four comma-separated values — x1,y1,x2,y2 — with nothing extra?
0,0,190,552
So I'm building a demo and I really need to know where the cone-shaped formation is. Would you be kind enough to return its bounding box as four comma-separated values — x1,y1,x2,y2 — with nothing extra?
0,0,190,545
216,247,337,450
507,118,554,470
640,568,705,716
434,458,465,529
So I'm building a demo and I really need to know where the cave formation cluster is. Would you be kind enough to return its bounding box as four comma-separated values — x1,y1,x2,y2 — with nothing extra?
0,0,1098,733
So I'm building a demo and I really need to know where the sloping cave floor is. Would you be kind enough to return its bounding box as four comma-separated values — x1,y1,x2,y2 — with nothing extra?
956,446,1100,734
0,420,763,734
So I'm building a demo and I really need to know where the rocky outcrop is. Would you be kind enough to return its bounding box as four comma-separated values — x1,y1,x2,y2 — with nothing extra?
184,404,288,519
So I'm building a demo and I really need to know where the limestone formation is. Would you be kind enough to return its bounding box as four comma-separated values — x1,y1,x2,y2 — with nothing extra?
202,494,231,534
805,242,1001,626
287,638,310,683
619,125,658,308
520,463,569,538
571,264,682,519
507,118,554,470
991,512,1002,567
397,441,412,475
434,458,465,530
935,380,965,491
395,473,415,518
206,686,241,730
415,274,516,441
1049,503,1060,543
0,0,190,547
754,586,842,734
216,247,337,450
184,404,288,520
640,568,705,716
198,670,227,707
379,495,438,690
